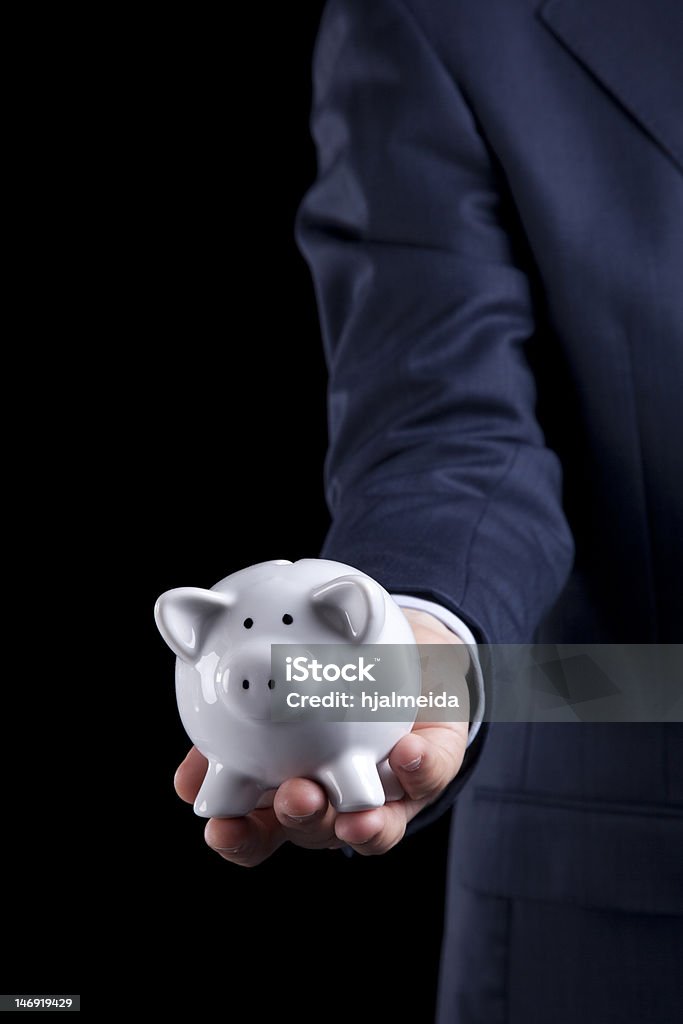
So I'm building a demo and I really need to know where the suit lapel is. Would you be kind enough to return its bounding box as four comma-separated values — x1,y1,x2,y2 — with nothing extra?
539,0,683,173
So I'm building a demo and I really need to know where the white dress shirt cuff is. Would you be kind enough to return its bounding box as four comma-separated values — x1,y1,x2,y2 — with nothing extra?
391,594,484,746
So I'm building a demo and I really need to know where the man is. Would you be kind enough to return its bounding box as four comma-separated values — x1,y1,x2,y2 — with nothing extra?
176,1,682,1019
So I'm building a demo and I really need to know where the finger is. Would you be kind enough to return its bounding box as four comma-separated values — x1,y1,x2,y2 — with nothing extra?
389,725,467,803
273,778,328,824
204,808,285,868
174,747,208,803
273,779,339,848
334,802,408,856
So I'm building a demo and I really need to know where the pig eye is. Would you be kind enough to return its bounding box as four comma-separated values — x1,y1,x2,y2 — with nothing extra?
282,614,293,625
242,679,250,690
268,679,275,690
243,618,253,629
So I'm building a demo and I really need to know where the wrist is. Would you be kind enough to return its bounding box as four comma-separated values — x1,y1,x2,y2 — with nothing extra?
401,606,466,643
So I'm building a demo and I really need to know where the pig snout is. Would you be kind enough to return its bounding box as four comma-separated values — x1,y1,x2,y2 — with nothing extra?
218,644,279,721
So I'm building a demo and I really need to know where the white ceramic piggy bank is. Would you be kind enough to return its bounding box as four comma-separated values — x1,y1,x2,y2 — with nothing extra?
155,558,419,817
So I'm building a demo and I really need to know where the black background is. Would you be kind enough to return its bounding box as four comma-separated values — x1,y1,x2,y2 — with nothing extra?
4,6,451,1017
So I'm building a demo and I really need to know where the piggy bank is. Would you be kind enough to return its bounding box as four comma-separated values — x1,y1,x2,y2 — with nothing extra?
155,558,419,817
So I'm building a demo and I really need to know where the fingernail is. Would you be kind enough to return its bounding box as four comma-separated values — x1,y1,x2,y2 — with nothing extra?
215,845,244,854
400,755,423,772
285,810,318,823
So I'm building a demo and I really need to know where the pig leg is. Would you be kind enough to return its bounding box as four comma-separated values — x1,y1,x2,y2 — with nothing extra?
378,758,404,802
319,754,385,812
194,760,261,818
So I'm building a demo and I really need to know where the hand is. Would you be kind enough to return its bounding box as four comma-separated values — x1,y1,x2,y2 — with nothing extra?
174,608,469,865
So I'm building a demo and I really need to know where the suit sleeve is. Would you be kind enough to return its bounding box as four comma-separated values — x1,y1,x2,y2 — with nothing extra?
297,0,574,699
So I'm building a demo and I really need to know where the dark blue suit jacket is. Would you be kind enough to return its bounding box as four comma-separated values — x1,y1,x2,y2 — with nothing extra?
298,1,683,1017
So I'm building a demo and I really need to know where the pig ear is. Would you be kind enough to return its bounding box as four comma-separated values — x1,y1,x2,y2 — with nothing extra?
311,575,386,644
155,587,235,663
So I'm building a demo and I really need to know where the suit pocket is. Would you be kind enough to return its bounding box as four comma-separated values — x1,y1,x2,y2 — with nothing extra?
452,786,683,915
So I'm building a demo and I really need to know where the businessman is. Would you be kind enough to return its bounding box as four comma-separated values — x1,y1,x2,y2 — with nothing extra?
175,1,683,1019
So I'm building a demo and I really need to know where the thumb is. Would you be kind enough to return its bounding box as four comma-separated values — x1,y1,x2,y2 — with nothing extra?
389,725,467,803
